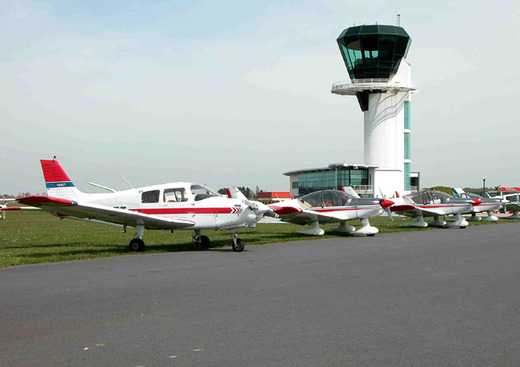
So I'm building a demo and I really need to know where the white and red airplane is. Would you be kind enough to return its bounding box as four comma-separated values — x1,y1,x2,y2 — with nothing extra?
266,188,394,236
8,158,274,252
390,189,482,228
452,188,503,222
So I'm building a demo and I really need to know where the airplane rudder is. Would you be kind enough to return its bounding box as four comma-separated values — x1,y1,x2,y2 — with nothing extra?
40,158,82,199
40,158,73,184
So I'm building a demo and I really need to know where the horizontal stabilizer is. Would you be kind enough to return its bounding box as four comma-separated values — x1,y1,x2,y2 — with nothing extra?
18,195,77,207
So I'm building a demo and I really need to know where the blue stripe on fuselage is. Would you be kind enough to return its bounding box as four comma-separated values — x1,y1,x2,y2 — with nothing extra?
46,182,75,188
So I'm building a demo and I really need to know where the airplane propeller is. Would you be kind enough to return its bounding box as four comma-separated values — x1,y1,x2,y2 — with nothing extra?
380,199,394,221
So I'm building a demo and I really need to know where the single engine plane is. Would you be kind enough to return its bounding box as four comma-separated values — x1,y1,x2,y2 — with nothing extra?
452,188,503,222
390,189,482,228
266,189,394,236
8,158,274,252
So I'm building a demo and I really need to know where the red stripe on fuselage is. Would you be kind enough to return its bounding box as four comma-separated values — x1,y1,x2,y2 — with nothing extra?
314,208,361,213
131,208,234,215
417,205,468,209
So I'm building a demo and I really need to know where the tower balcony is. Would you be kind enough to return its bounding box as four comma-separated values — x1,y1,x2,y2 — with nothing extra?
331,79,417,96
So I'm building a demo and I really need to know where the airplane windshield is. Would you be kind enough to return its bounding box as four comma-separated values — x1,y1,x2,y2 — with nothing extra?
408,190,451,205
190,184,219,201
299,190,351,207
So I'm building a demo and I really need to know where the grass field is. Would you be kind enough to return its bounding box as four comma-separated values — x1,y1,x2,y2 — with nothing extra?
1,210,518,268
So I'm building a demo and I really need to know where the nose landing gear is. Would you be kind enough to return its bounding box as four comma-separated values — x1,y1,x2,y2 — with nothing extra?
231,230,244,252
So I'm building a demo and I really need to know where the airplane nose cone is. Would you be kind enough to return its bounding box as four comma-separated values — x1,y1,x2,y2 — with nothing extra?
472,199,483,206
380,199,394,209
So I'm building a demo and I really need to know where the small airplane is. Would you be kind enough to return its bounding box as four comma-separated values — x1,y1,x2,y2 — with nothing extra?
390,189,482,228
452,188,503,222
502,192,520,219
6,158,274,252
266,188,394,236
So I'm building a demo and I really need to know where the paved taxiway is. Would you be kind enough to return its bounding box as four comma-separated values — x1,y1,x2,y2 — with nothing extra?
1,223,519,366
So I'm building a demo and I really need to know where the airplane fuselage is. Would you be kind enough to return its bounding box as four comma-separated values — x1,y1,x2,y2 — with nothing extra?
61,182,260,230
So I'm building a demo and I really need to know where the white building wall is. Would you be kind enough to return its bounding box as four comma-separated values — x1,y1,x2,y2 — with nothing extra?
289,174,299,197
364,59,412,198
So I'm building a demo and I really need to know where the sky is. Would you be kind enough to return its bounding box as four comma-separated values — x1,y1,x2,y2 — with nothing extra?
1,0,520,195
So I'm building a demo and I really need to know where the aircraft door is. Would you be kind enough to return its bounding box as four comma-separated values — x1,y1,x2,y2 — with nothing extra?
162,188,199,222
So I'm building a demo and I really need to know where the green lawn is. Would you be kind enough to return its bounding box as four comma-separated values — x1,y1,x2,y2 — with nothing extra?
1,210,518,268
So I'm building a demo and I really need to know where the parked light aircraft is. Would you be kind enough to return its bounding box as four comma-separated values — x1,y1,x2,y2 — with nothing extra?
502,193,520,218
266,188,394,236
452,188,503,222
9,158,274,252
390,189,482,228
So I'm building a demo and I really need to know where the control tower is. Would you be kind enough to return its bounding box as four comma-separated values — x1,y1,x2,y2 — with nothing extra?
331,25,416,197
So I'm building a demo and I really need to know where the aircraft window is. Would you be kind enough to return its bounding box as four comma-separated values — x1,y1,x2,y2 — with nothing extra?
321,191,334,207
410,190,452,205
299,191,322,207
191,184,218,201
430,191,451,204
466,193,482,199
330,190,349,206
164,188,187,202
141,190,160,204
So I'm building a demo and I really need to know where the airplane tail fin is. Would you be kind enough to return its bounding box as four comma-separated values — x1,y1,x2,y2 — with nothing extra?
452,187,464,196
40,158,85,200
339,186,361,198
226,186,248,201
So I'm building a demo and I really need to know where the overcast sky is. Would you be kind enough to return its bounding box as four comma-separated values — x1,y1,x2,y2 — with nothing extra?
2,0,519,195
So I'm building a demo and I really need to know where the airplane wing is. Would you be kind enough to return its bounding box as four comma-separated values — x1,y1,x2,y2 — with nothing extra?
268,204,379,225
390,204,447,217
17,195,195,230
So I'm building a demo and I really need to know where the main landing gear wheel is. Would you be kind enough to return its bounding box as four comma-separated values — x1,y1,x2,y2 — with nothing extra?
129,238,145,252
195,235,211,250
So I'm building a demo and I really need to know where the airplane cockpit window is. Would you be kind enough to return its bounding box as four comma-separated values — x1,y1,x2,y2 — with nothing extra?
299,191,321,207
321,191,334,207
430,191,451,204
141,190,160,204
409,190,451,204
164,188,187,202
191,184,218,201
408,192,427,204
465,192,482,199
330,190,351,206
299,190,350,207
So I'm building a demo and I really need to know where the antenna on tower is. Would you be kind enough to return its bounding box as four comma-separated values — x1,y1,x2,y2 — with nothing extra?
397,0,401,26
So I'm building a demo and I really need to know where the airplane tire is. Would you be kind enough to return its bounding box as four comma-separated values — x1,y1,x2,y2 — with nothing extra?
195,235,211,249
129,238,145,252
232,238,244,252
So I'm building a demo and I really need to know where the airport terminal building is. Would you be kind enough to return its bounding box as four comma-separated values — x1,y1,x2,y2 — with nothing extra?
285,163,419,197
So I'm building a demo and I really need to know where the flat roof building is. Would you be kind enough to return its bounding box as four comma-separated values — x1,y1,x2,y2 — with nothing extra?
284,163,377,197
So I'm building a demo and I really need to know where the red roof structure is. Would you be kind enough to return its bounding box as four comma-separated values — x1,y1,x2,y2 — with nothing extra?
257,192,293,201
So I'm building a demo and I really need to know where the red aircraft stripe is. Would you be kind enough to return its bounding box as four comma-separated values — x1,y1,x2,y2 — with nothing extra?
314,208,360,213
132,208,234,215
